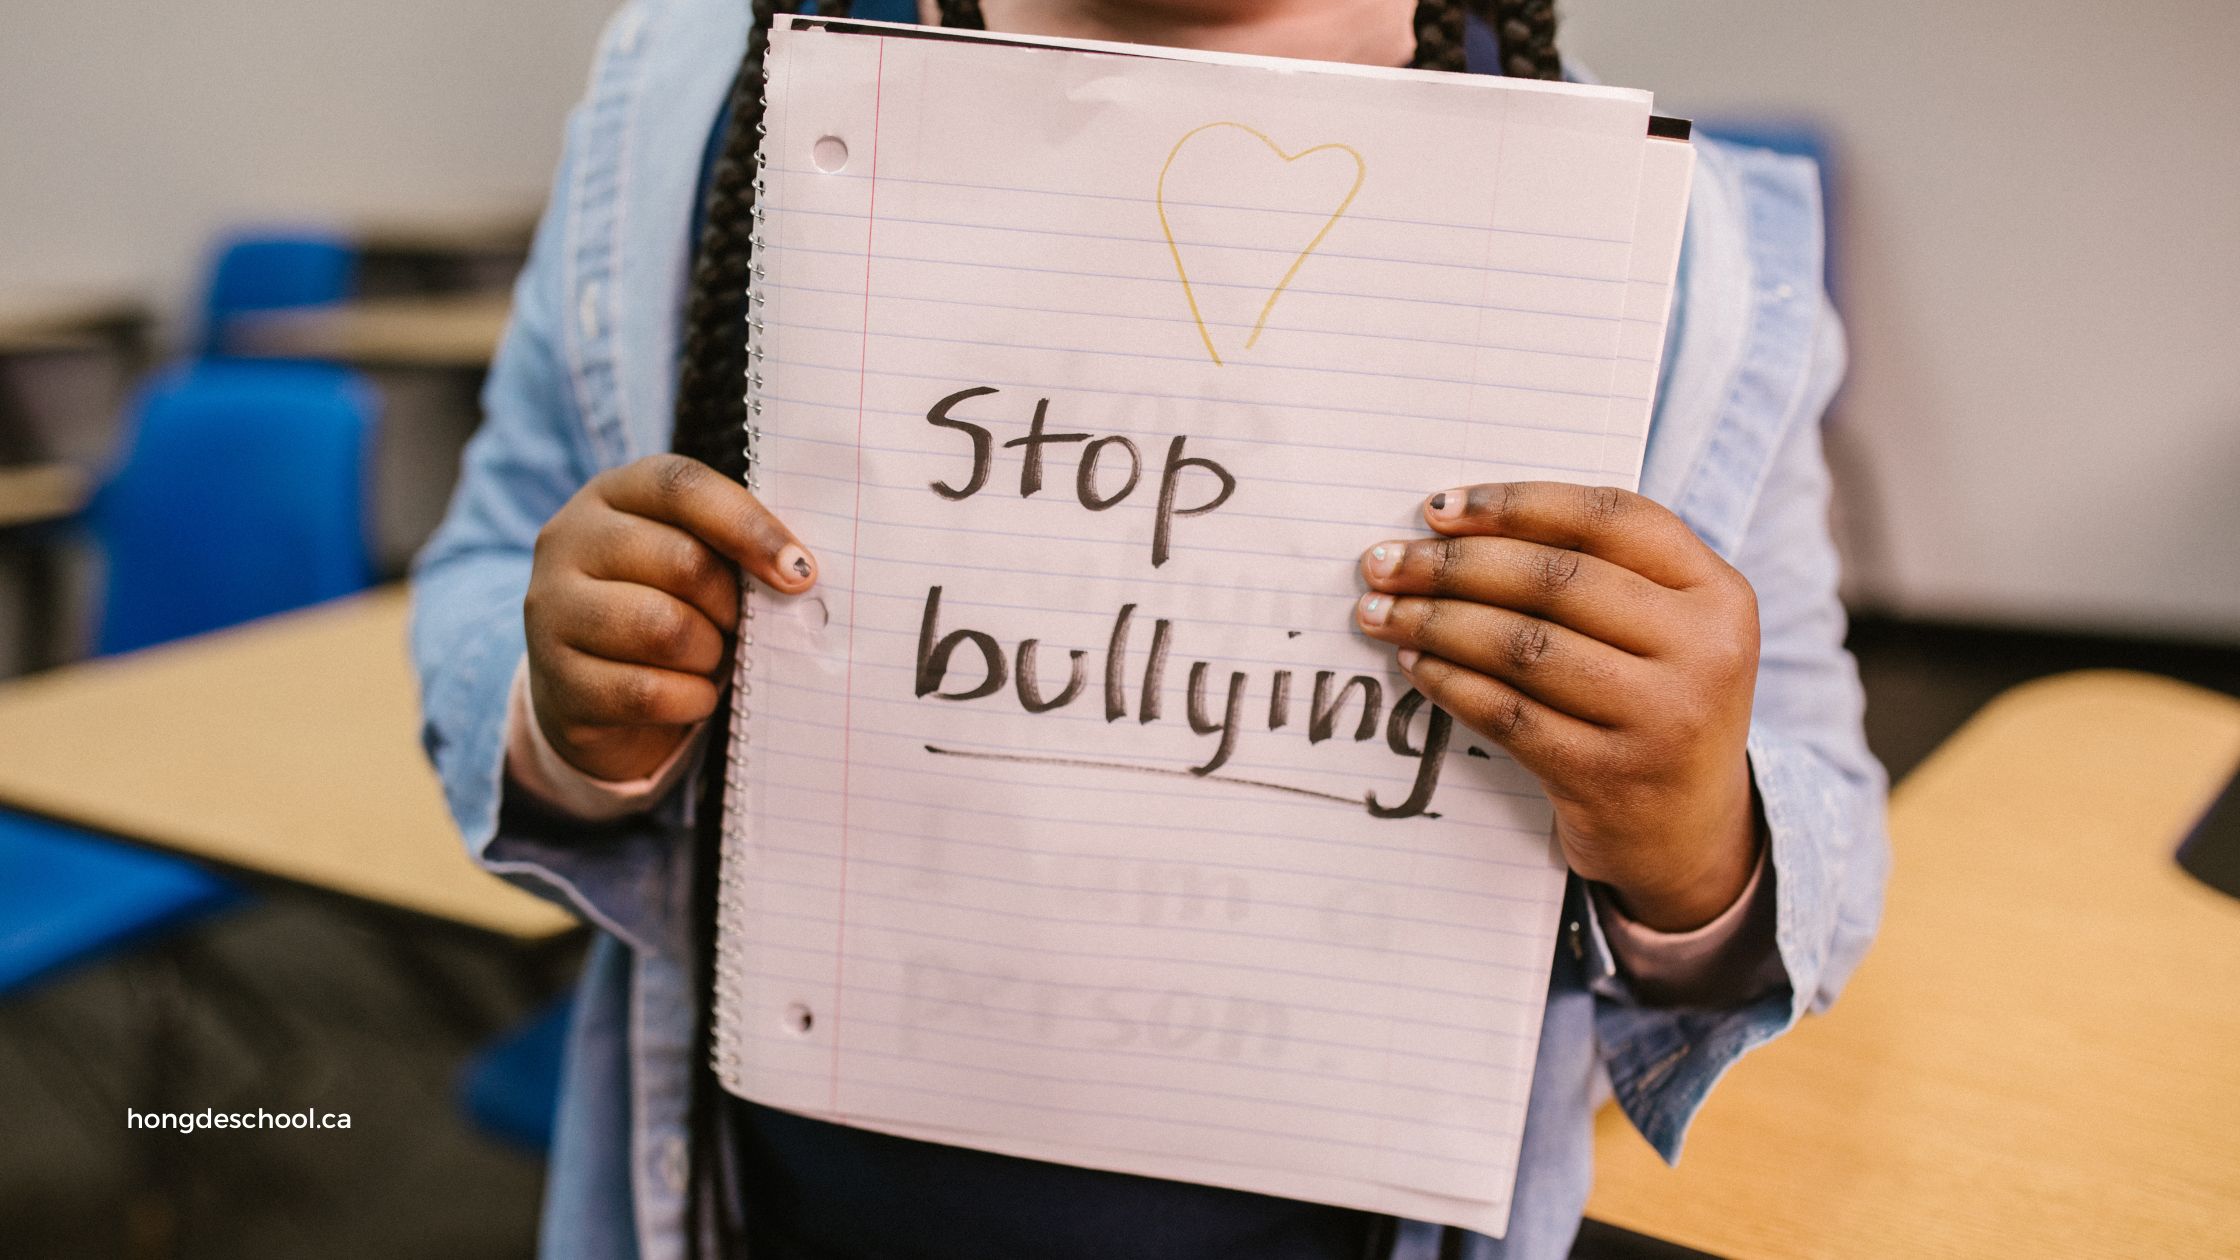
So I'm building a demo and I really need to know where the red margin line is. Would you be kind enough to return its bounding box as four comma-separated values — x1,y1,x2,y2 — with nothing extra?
829,36,885,1113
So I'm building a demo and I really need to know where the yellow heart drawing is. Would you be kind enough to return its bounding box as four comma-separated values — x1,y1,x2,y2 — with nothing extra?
1156,122,1366,367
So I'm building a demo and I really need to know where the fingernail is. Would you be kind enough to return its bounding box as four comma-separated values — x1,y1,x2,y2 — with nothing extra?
1427,490,1464,523
1396,648,1421,672
1356,593,1391,628
776,544,814,586
1364,542,1402,581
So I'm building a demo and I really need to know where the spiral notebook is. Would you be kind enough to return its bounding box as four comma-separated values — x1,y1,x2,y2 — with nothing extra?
713,16,1693,1236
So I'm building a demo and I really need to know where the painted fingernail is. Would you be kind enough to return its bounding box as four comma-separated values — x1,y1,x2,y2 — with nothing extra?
1396,648,1421,672
1364,542,1402,580
1427,490,1464,523
1356,593,1391,628
776,544,815,586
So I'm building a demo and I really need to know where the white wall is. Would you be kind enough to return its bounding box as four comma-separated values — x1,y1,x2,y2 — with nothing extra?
1567,0,2240,641
0,0,616,319
5,1,2235,640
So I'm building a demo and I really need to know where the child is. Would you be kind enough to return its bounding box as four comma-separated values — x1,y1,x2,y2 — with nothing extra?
411,1,1888,1256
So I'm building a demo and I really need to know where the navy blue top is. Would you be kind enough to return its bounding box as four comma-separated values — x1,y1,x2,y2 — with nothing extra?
732,1099,1384,1259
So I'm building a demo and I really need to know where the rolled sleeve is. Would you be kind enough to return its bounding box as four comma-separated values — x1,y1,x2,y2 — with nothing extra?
407,86,693,962
1590,840,1782,1008
507,660,705,823
1591,293,1891,1162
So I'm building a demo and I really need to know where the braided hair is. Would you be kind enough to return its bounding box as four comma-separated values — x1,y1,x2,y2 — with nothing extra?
674,1,1560,1252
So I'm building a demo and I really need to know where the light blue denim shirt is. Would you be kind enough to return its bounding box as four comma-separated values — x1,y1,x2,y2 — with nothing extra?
411,3,1888,1256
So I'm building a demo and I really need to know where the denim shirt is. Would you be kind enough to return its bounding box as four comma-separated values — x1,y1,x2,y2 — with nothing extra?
410,3,1888,1256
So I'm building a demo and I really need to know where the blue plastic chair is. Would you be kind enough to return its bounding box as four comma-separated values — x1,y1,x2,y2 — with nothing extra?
459,996,575,1151
93,361,377,654
0,820,236,993
0,361,380,996
196,229,358,355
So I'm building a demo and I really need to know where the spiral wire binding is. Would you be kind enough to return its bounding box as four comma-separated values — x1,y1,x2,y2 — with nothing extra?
710,87,776,1098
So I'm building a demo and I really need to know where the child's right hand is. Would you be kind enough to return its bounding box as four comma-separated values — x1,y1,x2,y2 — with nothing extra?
523,454,818,782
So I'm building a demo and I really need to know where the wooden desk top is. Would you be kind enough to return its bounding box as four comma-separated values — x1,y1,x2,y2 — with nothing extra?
0,329,107,357
0,289,149,350
0,462,91,530
227,292,513,370
1587,671,2240,1258
0,588,575,940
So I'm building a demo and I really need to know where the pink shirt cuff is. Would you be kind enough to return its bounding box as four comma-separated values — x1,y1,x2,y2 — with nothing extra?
1590,843,1784,1007
504,660,704,821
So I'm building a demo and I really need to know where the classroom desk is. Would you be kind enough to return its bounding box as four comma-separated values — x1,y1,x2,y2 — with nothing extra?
0,587,575,941
1587,671,2240,1258
227,292,514,370
0,290,149,348
354,209,538,297
0,461,91,673
353,208,537,260
0,291,146,457
0,328,106,358
0,461,90,530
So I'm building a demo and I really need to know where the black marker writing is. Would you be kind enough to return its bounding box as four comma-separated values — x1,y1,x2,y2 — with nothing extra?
1369,688,1452,819
1001,397,1089,496
915,586,1006,700
1138,617,1172,725
924,386,1237,569
913,586,1449,818
1077,435,1141,509
911,383,1448,818
1310,671,1382,744
925,386,999,500
1103,604,1135,722
1150,434,1235,568
1185,661,1248,775
1016,639,1087,713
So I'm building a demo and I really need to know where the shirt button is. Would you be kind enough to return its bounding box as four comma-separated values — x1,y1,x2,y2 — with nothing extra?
578,282,604,343
656,1135,687,1195
1771,282,1796,302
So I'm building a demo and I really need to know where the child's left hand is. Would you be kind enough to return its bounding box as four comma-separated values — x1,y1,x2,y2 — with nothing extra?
1355,481,1762,933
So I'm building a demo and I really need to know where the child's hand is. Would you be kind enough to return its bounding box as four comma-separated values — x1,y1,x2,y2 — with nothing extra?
524,455,818,782
1355,482,1760,932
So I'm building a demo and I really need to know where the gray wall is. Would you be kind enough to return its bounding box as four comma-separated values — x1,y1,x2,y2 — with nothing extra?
0,0,615,319
1567,1,2240,640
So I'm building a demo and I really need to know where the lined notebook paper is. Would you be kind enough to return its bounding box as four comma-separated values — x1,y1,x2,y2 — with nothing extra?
715,17,1693,1235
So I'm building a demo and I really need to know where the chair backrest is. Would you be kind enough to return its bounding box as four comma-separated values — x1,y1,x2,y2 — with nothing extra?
92,361,378,655
0,814,237,993
197,229,358,354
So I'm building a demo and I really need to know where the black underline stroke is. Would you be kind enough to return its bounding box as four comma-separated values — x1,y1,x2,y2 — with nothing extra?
921,744,1438,819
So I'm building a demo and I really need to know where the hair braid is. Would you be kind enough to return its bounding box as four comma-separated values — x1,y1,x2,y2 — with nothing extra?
1479,0,1561,80
935,0,986,30
674,0,800,481
1409,0,1469,72
676,4,851,1253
